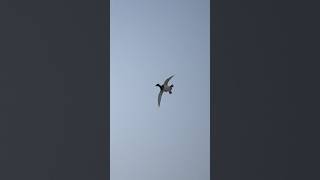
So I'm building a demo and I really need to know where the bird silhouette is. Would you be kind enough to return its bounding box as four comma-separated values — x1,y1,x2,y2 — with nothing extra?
155,75,174,107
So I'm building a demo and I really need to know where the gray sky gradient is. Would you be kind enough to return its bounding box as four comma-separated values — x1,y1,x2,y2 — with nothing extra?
111,0,210,179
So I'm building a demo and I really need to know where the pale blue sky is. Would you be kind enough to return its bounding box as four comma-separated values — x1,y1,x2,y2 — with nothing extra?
110,0,210,179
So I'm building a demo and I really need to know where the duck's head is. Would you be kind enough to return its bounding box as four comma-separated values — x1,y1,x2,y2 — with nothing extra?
156,84,163,90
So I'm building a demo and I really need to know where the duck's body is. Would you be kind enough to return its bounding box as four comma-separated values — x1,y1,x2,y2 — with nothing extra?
156,84,173,93
156,75,174,106
163,84,173,92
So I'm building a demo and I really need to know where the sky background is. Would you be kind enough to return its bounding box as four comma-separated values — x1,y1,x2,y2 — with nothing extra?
110,0,210,179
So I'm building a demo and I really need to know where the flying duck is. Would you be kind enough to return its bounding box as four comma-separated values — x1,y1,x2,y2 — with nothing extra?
155,75,174,107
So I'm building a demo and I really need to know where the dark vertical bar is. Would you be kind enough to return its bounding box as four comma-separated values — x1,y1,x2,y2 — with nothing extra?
106,0,110,179
213,0,320,179
99,0,109,179
212,0,220,179
0,0,109,179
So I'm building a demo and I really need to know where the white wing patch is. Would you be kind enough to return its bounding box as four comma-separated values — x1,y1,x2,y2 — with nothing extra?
163,75,174,86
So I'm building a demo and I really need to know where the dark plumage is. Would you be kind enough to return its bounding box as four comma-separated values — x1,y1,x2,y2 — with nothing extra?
155,75,174,107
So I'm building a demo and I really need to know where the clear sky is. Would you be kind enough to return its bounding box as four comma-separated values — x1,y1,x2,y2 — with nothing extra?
110,0,210,180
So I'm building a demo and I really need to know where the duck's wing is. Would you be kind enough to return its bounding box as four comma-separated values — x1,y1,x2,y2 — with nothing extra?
163,75,174,86
158,90,164,107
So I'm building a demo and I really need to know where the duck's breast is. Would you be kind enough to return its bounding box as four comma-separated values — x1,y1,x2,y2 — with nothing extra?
163,85,171,91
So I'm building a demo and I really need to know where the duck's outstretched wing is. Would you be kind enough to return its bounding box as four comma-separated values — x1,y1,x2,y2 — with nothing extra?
164,75,174,86
158,90,164,107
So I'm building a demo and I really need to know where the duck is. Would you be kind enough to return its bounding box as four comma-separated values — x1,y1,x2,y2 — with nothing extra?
155,75,174,107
